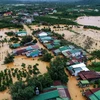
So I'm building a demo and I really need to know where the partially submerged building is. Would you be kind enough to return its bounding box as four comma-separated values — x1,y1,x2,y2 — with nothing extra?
15,31,27,36
67,63,89,76
84,88,100,100
26,49,42,57
13,44,39,55
31,85,71,100
78,71,100,82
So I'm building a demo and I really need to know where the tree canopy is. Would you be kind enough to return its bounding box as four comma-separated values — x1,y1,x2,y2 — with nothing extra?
47,57,68,84
10,73,53,100
4,53,14,64
91,50,100,59
20,35,33,45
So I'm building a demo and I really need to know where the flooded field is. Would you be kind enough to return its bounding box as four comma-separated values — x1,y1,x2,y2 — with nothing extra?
77,16,100,27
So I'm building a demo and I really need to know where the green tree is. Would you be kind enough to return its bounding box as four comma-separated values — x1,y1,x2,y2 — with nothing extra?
4,53,14,64
21,63,26,68
41,52,53,62
20,35,33,45
47,57,68,84
91,50,100,59
10,81,35,100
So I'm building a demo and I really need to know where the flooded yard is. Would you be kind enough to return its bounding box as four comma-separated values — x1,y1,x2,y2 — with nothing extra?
0,27,50,100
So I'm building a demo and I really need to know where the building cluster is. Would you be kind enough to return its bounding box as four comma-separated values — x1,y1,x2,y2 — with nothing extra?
13,44,42,58
11,29,100,100
67,59,100,100
34,31,87,65
11,7,57,24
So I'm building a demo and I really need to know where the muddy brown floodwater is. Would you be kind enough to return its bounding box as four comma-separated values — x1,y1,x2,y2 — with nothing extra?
0,27,50,100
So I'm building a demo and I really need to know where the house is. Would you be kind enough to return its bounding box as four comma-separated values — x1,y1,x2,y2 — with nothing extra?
78,71,100,81
25,18,33,24
15,31,27,36
94,9,99,12
45,44,54,50
4,11,12,16
78,80,89,88
26,50,41,57
67,63,89,76
62,49,84,58
21,16,34,24
13,44,39,55
66,55,87,66
84,88,100,100
59,46,71,52
40,36,53,43
53,40,61,44
11,43,20,48
53,10,57,13
53,49,61,56
69,49,82,57
38,32,48,37
31,85,71,100
53,43,61,49
33,12,39,16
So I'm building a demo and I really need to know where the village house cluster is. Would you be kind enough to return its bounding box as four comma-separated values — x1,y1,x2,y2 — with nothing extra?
5,24,100,100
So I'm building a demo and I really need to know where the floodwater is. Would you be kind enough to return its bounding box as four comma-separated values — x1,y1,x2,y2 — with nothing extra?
0,27,49,100
0,24,95,100
66,70,93,100
77,16,100,27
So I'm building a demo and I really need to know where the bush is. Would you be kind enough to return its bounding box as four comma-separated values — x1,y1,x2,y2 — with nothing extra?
47,57,68,84
20,35,33,45
41,52,53,62
91,50,100,59
5,32,14,36
4,53,14,64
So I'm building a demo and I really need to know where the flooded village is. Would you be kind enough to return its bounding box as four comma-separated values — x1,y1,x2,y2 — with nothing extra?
0,2,100,100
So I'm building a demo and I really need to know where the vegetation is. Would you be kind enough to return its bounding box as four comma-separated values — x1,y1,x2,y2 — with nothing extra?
10,72,53,100
0,20,23,29
9,37,20,43
91,50,100,59
20,35,33,45
32,30,40,36
34,16,78,25
47,57,68,84
41,27,51,32
83,25,100,30
88,62,100,71
5,31,15,36
0,63,41,92
41,52,53,62
4,53,14,64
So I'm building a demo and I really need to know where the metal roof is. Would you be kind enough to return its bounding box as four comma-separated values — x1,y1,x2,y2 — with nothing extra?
32,90,59,100
54,49,61,54
16,31,27,34
12,43,20,47
59,46,70,52
89,91,100,100
80,80,89,84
